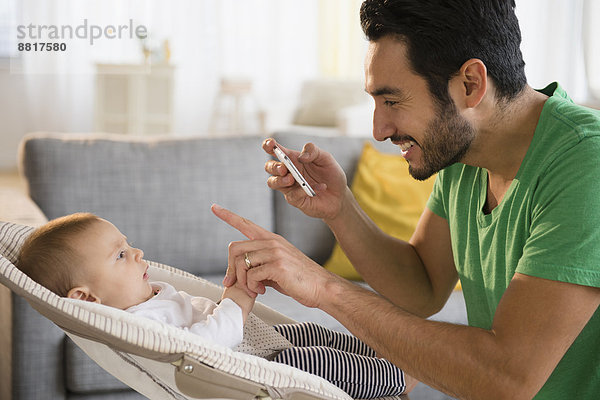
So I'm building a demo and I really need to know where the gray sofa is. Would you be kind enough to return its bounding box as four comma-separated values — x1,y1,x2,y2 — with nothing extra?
6,132,466,400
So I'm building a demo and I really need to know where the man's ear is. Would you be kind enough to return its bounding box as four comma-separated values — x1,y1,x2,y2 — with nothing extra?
67,286,101,303
450,58,487,109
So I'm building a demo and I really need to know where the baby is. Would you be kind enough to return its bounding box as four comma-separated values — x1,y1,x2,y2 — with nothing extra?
18,213,415,398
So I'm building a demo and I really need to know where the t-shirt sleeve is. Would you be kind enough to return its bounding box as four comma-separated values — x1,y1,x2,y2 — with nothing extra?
426,171,447,219
516,137,600,288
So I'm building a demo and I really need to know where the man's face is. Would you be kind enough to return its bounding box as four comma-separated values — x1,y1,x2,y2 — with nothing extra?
364,36,475,180
74,219,153,309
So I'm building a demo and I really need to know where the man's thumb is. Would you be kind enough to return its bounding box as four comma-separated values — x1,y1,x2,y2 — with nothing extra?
299,142,318,163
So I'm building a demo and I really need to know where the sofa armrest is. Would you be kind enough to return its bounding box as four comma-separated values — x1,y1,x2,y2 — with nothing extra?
0,283,11,400
0,188,48,400
0,188,48,227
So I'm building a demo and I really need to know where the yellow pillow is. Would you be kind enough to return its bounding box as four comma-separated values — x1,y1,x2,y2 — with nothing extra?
324,142,435,281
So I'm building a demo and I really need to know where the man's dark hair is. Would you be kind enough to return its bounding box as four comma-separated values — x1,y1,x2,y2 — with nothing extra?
360,0,527,105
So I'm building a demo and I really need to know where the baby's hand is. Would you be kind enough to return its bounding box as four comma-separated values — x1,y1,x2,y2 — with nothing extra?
221,282,256,323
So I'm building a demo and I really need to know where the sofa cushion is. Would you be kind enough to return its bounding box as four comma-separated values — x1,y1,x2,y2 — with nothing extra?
20,133,273,276
292,80,368,127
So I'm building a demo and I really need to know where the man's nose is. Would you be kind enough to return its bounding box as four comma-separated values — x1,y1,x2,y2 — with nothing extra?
372,105,396,142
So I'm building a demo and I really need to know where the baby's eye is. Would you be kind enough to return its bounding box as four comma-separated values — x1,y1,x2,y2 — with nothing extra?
117,250,126,260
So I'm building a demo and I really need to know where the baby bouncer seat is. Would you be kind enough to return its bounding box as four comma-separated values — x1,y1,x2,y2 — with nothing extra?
0,221,406,400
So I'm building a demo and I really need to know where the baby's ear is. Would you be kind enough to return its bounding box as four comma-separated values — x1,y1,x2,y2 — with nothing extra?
67,286,100,303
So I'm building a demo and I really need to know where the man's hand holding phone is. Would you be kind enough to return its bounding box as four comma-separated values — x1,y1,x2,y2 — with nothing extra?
272,145,316,197
262,138,349,222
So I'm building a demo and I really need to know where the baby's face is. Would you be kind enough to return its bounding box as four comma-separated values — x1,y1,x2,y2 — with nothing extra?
75,219,153,309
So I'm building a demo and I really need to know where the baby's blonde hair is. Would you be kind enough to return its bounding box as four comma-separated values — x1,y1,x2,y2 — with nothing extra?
18,213,101,297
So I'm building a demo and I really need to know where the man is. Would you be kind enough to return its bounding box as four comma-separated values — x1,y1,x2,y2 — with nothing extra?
212,1,600,398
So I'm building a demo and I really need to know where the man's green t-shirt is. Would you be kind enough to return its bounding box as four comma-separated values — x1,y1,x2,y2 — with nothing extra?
426,83,600,399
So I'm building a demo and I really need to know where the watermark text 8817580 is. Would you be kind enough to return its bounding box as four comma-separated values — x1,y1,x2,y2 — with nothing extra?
18,42,67,52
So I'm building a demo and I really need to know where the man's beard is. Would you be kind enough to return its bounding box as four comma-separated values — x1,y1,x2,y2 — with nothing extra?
409,102,476,181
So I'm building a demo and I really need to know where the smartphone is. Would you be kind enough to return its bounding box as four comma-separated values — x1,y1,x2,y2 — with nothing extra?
273,145,316,197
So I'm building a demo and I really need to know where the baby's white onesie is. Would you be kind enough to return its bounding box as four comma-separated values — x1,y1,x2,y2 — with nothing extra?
126,281,243,348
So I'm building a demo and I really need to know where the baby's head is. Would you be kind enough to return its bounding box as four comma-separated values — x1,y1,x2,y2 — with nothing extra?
18,213,153,309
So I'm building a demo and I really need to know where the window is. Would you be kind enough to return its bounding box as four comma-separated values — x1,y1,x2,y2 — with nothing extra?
0,0,19,58
583,0,600,102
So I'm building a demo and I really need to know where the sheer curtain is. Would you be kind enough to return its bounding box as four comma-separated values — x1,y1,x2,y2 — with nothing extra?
14,0,320,136
316,0,600,105
582,0,600,102
516,0,598,105
317,0,366,79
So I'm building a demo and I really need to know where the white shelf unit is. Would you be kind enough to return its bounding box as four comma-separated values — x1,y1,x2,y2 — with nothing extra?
95,63,175,135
